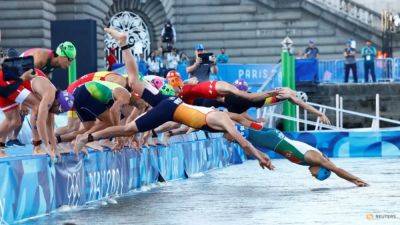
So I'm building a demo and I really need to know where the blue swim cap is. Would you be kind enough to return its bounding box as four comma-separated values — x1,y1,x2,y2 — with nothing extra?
195,44,204,51
316,166,331,181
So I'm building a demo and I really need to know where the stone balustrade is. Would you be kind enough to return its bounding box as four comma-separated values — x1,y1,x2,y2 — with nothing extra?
307,0,381,30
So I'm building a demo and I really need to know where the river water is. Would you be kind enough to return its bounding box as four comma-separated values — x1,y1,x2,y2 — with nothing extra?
21,157,400,225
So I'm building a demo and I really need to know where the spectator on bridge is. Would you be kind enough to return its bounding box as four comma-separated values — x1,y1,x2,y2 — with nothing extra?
343,41,358,83
361,40,377,82
186,44,218,82
137,53,149,76
147,50,161,76
177,52,190,79
161,19,176,52
216,47,229,64
295,50,304,59
179,52,190,66
106,47,118,71
165,48,180,72
303,40,319,59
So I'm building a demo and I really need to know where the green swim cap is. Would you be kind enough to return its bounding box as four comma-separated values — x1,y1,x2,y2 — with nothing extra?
56,41,76,60
160,83,175,96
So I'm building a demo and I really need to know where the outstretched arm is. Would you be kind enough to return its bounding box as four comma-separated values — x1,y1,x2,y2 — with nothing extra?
46,113,57,154
208,112,274,170
288,95,330,125
276,87,330,124
216,81,278,102
306,151,368,187
109,88,131,126
320,159,368,187
226,123,273,170
32,77,57,156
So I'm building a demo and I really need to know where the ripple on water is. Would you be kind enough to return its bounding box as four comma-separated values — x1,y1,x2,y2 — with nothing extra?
20,158,400,225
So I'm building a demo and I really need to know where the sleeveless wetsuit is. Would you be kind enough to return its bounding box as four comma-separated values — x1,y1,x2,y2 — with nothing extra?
84,80,121,104
179,81,219,105
247,128,321,166
135,82,219,132
73,80,124,122
194,93,284,114
66,71,122,118
21,48,55,75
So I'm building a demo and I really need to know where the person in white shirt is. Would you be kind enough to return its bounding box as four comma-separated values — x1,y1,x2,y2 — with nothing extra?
147,50,161,75
166,49,180,70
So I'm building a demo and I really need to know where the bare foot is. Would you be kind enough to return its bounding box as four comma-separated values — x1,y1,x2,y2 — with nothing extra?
33,146,47,155
104,27,127,46
74,134,87,156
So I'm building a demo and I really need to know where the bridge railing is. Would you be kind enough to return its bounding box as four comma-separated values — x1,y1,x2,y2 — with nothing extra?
307,0,382,30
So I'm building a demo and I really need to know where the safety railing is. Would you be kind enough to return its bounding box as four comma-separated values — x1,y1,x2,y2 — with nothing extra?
307,0,381,30
393,58,400,81
258,93,400,131
318,58,397,83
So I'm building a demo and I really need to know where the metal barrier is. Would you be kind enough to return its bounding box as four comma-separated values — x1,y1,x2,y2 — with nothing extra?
393,58,400,81
318,58,397,83
255,60,400,130
259,93,400,131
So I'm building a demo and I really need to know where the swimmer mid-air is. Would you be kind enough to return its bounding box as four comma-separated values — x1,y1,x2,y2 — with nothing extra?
225,127,368,187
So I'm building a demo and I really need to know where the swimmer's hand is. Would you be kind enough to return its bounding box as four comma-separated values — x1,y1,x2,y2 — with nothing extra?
113,137,125,152
318,114,331,125
130,136,142,151
276,87,296,99
259,154,275,170
353,179,369,187
74,134,88,156
33,145,47,155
